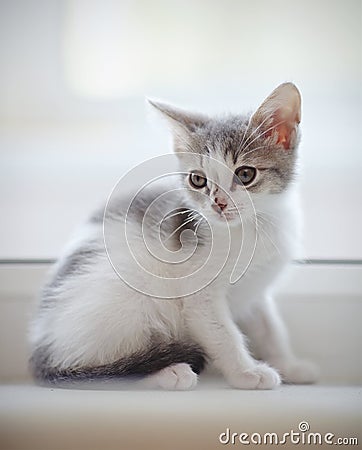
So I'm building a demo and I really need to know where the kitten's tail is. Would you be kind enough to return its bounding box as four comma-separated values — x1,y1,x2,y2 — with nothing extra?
30,341,206,387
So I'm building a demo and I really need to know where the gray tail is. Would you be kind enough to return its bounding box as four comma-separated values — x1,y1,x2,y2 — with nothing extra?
30,341,206,386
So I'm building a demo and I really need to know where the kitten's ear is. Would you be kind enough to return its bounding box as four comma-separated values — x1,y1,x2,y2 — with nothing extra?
250,82,301,150
148,99,208,134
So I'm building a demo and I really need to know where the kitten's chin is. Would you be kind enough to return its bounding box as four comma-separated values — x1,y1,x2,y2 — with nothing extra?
198,207,247,227
208,211,241,225
223,212,239,222
208,208,255,226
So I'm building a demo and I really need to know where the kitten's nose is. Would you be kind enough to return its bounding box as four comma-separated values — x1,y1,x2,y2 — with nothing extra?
213,197,228,212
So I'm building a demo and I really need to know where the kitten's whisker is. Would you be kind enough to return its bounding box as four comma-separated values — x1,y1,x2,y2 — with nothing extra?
188,212,201,223
257,212,281,231
237,116,253,153
259,210,279,221
252,216,270,255
194,217,205,233
238,109,274,155
241,119,286,154
226,209,240,213
256,212,277,227
241,144,271,159
262,228,281,255
164,216,197,242
188,216,199,224
157,209,194,225
255,215,281,255
239,111,274,151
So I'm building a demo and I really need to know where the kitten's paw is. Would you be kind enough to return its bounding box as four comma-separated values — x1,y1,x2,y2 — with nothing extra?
275,359,319,384
153,363,198,390
228,363,281,390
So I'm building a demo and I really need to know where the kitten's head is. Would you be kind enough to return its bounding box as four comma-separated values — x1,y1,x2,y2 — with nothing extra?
150,82,301,224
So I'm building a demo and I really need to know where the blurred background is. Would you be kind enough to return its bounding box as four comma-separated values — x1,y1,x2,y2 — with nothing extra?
0,0,361,261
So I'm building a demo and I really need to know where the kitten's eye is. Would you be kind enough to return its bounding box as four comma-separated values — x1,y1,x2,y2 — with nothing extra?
235,166,257,186
189,172,207,189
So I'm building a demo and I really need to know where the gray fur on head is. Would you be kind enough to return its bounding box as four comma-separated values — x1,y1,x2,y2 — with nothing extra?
150,82,301,195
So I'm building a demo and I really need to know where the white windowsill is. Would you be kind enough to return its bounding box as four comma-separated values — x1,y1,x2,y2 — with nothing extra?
0,262,361,384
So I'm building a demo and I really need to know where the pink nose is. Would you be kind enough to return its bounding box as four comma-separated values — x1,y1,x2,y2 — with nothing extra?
213,197,227,211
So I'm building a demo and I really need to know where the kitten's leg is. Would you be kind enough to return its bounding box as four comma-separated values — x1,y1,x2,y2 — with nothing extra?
141,363,198,390
185,295,281,389
238,296,318,384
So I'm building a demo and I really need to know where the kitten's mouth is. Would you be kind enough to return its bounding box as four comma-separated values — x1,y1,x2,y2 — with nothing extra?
222,212,238,221
209,203,241,223
212,209,238,222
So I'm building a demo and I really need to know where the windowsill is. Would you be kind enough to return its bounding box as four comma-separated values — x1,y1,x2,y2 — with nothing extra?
0,384,360,450
0,262,361,449
0,261,361,384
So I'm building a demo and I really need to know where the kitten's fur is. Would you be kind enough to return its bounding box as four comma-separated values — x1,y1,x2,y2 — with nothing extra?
29,83,317,389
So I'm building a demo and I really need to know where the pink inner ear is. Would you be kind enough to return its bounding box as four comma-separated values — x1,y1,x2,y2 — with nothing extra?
276,123,292,149
263,116,293,150
264,106,298,150
254,83,301,151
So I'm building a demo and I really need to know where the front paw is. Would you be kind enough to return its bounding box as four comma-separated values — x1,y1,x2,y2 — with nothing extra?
228,363,281,390
275,359,319,384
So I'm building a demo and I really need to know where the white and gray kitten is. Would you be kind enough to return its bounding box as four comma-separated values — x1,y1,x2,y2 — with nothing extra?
29,82,317,389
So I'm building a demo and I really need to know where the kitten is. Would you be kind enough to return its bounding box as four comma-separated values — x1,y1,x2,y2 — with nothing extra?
29,82,317,390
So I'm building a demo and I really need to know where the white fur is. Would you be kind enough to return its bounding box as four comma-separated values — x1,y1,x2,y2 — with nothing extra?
144,363,198,390
30,184,317,389
30,84,318,389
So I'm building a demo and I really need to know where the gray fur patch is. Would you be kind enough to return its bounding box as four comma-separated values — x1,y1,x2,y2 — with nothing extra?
43,243,101,298
172,112,299,194
30,340,207,387
89,208,104,224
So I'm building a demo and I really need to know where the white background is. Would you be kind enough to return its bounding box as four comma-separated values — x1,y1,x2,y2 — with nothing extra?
0,0,361,260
